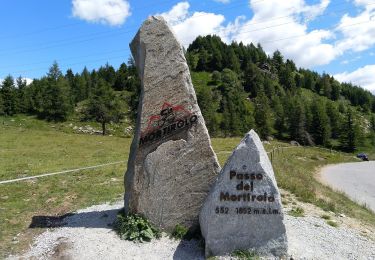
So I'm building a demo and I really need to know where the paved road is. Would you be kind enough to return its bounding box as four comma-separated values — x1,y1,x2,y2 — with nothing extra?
320,161,375,212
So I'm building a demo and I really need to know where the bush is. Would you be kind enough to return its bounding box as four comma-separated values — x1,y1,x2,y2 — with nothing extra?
171,224,189,239
114,212,161,242
326,220,339,227
231,249,259,260
288,207,305,217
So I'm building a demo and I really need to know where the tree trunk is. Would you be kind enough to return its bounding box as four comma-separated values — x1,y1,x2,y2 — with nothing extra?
102,121,106,136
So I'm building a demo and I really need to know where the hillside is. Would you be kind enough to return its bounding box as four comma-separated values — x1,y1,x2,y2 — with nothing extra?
0,116,374,258
0,36,374,154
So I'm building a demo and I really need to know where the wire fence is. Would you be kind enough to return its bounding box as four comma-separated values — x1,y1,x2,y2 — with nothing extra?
0,144,352,185
0,161,125,185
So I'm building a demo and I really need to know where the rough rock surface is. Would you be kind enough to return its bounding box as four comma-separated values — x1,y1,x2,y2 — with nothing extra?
124,16,220,231
200,130,287,257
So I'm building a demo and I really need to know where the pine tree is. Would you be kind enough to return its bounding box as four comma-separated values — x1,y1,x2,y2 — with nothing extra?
42,62,72,121
196,83,220,136
272,50,284,71
243,63,264,97
24,78,47,114
16,76,28,113
65,69,77,103
81,67,91,99
331,79,341,100
339,109,358,152
254,91,273,139
0,75,19,115
310,99,331,146
272,96,285,138
196,49,210,71
226,47,241,73
0,94,4,115
219,69,254,136
114,63,128,91
326,102,341,139
84,79,124,135
98,63,116,87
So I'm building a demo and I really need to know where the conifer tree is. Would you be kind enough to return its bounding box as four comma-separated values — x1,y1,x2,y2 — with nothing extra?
243,63,264,97
288,97,308,144
196,83,220,136
42,62,72,121
254,91,273,139
310,99,331,146
0,94,4,115
339,109,358,152
226,47,241,73
272,96,285,138
16,76,28,113
84,79,123,135
0,75,18,115
114,63,128,91
219,69,254,136
326,102,341,139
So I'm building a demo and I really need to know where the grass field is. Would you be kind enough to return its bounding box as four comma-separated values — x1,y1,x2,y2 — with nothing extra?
0,115,374,257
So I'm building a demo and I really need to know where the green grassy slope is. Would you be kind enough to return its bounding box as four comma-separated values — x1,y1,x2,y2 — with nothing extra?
0,115,374,258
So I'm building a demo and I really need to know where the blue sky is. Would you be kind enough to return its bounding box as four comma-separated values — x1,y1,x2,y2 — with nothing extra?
1,0,375,93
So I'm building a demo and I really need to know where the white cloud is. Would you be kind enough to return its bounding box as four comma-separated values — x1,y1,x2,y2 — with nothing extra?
0,77,32,87
335,4,375,54
158,0,375,70
159,1,337,67
159,2,225,46
72,0,131,26
159,2,190,26
24,78,33,85
354,0,375,10
227,0,336,67
334,65,375,93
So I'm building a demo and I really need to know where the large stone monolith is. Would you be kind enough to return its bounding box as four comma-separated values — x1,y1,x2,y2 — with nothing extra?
200,130,287,257
124,16,220,231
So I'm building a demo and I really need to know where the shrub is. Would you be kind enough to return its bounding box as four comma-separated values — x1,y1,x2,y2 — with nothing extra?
114,212,161,242
171,224,189,239
288,207,305,217
231,249,259,260
326,220,339,227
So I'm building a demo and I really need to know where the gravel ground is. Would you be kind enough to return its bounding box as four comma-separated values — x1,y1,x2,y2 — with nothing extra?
7,201,375,260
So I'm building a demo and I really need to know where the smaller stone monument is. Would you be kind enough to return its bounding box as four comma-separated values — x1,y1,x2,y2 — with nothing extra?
200,130,288,257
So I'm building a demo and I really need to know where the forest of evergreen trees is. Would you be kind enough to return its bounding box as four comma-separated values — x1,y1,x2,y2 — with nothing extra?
0,35,374,152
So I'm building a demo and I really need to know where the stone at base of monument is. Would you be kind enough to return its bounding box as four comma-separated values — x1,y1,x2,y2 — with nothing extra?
199,129,288,257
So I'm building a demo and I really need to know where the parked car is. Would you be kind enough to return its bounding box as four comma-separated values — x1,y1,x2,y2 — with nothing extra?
356,153,369,161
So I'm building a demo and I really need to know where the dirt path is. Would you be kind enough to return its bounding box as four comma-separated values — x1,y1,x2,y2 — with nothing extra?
320,161,375,212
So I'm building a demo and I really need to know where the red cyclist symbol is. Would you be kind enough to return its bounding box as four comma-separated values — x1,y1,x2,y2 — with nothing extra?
143,102,192,134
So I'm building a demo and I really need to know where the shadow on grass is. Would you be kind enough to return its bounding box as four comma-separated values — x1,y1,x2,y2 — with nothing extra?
29,208,120,229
